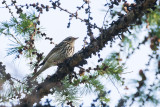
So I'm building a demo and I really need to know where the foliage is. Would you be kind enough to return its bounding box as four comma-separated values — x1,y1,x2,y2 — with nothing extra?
116,5,160,107
98,53,124,82
0,12,41,60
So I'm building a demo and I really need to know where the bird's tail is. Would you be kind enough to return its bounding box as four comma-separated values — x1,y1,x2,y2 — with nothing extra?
29,63,50,81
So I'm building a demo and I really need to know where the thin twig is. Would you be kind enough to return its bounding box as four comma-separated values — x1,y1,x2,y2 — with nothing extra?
11,77,27,85
107,74,123,98
2,32,23,45
102,8,110,28
69,3,86,21
51,4,102,30
3,2,16,20
0,2,102,30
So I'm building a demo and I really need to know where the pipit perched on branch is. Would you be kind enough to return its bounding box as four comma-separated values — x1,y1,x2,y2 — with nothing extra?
29,36,78,81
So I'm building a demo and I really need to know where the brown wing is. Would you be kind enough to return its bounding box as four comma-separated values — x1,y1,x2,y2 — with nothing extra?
39,41,64,66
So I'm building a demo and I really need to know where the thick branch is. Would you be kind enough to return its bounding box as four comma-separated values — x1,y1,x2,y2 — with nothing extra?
19,0,156,106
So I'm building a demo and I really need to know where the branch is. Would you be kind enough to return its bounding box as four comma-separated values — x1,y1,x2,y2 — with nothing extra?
2,32,23,46
52,2,101,30
19,0,157,106
0,62,6,78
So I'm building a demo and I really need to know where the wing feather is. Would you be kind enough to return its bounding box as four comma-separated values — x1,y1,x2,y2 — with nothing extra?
39,42,65,66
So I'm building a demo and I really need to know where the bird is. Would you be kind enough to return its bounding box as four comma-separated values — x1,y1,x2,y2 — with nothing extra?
29,36,78,81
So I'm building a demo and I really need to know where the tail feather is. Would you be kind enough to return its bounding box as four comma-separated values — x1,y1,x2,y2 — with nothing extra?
29,63,50,81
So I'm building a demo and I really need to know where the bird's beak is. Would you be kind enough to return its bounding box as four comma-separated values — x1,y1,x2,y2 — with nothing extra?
73,37,79,40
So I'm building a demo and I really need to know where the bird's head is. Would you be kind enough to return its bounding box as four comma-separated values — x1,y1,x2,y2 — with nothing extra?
63,36,78,44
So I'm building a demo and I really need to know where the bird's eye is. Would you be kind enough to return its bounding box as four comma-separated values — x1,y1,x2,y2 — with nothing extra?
68,38,72,40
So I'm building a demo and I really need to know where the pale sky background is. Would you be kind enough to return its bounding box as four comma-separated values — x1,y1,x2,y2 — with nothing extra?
0,0,158,107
